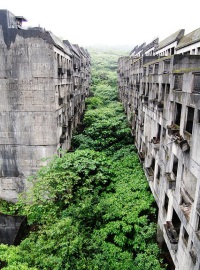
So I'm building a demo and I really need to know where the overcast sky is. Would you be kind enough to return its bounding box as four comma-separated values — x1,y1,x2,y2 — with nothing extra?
1,0,200,48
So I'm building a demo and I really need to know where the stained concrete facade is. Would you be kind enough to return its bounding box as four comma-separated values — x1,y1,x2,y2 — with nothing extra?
118,29,200,270
0,10,91,202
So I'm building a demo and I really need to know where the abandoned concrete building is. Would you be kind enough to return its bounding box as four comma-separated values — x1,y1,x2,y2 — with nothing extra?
118,29,200,270
0,10,91,202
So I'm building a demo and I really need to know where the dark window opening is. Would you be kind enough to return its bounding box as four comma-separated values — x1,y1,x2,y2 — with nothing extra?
157,124,161,141
183,227,189,246
175,103,182,126
198,110,200,124
151,157,155,171
172,209,181,236
197,47,200,55
164,60,170,73
162,127,166,138
197,214,200,232
161,83,165,94
149,65,153,74
154,83,158,99
59,97,63,105
157,165,161,180
171,47,175,55
172,155,178,178
143,83,145,94
164,193,169,213
185,107,194,134
174,74,183,90
166,84,170,94
58,114,61,124
193,74,200,93
68,121,71,137
150,83,152,92
146,83,149,96
155,64,159,74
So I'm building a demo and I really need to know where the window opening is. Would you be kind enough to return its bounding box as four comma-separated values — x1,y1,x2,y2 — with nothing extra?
172,155,178,178
183,227,189,246
185,107,194,134
164,60,170,73
164,193,169,213
155,63,159,74
166,84,170,94
193,73,200,93
172,209,181,237
175,103,182,126
198,110,200,124
174,74,183,90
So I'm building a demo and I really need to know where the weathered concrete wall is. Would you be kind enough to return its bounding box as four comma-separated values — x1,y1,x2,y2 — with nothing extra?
0,11,91,202
0,34,57,202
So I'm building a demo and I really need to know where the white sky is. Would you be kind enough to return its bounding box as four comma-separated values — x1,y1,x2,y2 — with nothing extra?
0,0,200,48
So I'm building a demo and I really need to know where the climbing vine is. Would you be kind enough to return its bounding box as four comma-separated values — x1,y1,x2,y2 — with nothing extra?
0,48,165,270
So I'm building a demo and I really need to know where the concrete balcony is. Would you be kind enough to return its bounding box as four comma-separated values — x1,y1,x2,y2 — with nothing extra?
151,137,160,150
167,124,180,136
164,221,178,251
180,203,191,221
165,173,176,190
180,188,193,221
145,167,154,181
175,138,190,152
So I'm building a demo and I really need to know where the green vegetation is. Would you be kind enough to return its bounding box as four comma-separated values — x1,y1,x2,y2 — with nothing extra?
0,48,164,270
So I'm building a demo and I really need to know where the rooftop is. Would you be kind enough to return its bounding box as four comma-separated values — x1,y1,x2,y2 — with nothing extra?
155,29,185,51
177,28,200,50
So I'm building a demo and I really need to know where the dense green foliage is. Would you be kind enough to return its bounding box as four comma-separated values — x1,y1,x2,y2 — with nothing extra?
0,48,164,269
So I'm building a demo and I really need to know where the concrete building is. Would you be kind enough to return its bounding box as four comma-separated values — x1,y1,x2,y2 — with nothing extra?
0,10,91,202
118,29,200,270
